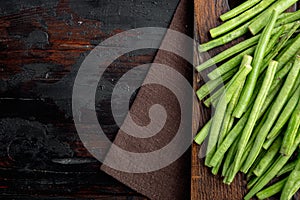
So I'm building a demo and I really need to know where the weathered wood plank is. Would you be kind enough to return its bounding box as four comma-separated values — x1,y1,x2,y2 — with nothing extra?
0,0,180,199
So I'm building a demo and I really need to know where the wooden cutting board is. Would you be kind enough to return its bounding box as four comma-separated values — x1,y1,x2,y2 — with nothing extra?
192,1,298,200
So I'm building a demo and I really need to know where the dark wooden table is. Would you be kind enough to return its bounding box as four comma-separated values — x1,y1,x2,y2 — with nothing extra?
0,0,182,199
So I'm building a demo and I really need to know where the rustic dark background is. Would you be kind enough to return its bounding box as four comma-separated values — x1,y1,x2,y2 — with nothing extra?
0,0,182,199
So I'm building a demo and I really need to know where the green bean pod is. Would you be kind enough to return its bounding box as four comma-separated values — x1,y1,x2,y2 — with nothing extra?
268,84,300,139
194,119,212,145
228,61,278,182
280,99,300,156
205,64,253,166
233,10,279,118
207,47,256,80
196,69,237,101
197,35,259,72
277,160,297,177
210,0,277,38
256,177,288,199
242,57,300,173
197,23,295,71
276,33,300,70
244,130,300,200
276,10,300,26
249,0,299,35
221,137,239,177
280,156,300,200
253,136,282,177
220,0,262,21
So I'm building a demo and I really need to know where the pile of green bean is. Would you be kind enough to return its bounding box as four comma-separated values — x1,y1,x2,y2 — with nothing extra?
194,0,300,199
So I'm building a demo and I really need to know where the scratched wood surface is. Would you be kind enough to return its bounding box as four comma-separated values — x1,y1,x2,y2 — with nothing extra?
0,0,180,199
192,1,299,200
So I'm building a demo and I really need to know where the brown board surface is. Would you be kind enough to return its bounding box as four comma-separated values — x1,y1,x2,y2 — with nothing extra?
192,1,299,200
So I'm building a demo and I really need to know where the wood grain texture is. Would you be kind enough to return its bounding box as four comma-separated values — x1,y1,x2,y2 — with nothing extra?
192,1,299,200
192,1,247,199
0,0,180,199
